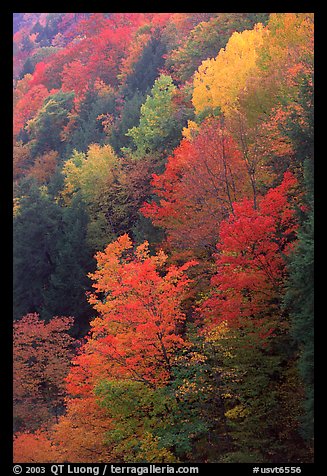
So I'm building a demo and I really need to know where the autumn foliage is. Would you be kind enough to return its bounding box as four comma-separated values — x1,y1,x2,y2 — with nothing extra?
68,234,197,391
142,117,249,253
12,12,313,464
14,430,60,463
24,234,197,462
14,83,49,138
201,172,299,331
13,313,75,431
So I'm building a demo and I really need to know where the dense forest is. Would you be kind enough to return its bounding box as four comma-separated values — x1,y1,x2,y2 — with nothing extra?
13,13,314,463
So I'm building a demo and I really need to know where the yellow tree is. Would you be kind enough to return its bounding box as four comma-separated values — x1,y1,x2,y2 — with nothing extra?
238,13,314,126
62,144,119,201
234,13,314,193
192,23,266,117
61,143,121,250
192,14,313,208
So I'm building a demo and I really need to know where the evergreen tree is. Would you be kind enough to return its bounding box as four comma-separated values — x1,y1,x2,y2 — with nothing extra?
41,194,94,333
284,161,314,442
27,91,75,157
14,182,93,331
13,181,62,320
284,72,314,444
20,57,35,79
123,30,167,98
109,90,145,154
66,88,116,155
110,31,168,154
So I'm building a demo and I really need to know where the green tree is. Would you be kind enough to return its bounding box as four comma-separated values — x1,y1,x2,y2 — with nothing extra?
20,57,35,78
95,340,211,463
65,87,117,155
13,180,62,320
27,90,74,157
95,380,177,462
20,47,60,79
61,143,121,251
109,90,145,154
41,194,94,333
124,74,182,159
123,30,166,97
14,180,93,329
282,66,314,444
284,160,314,443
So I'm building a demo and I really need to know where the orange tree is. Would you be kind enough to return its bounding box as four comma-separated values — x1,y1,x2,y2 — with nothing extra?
46,234,199,462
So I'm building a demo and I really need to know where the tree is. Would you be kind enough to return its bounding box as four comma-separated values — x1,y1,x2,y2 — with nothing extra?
14,181,92,325
198,172,313,462
94,342,216,462
14,430,61,463
20,46,60,79
203,321,309,463
65,84,116,154
124,74,181,158
27,150,58,183
166,14,269,84
45,235,196,462
122,29,166,96
26,90,75,157
62,143,163,250
50,396,114,462
191,15,313,212
61,59,93,102
234,14,314,182
141,117,248,254
13,313,75,431
191,13,313,132
13,182,63,320
254,70,314,183
109,90,145,153
94,380,177,462
118,26,152,87
283,86,314,442
70,232,185,385
13,141,33,180
61,143,121,250
41,194,94,329
192,23,266,117
14,82,49,139
117,155,166,246
284,198,314,443
79,234,197,387
201,171,299,330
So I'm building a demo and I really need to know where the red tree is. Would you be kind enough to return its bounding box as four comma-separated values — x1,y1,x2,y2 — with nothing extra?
13,313,75,431
201,171,299,333
142,117,249,254
14,83,49,138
